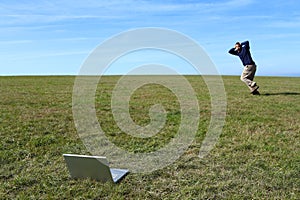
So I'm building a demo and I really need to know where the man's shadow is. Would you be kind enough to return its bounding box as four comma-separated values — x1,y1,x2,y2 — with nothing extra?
262,92,300,96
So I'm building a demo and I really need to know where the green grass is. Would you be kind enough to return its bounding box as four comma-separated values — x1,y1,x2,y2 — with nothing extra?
1,75,299,199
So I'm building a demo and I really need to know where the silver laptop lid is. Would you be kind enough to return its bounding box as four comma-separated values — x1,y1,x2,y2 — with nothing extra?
63,154,113,182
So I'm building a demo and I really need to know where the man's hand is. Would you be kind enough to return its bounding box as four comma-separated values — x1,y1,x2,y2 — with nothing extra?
234,42,241,52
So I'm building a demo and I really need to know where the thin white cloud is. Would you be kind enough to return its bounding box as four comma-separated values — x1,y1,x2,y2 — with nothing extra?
256,32,300,40
0,14,125,26
267,18,300,28
0,0,255,26
0,40,33,44
4,50,89,61
109,0,254,12
100,0,255,13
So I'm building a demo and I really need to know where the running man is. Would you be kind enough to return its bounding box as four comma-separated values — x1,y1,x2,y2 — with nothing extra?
228,41,260,95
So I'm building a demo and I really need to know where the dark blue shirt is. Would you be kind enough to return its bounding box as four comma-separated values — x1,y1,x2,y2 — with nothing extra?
228,41,255,66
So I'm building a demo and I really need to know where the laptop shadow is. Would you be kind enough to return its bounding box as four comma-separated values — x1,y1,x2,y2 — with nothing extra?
262,92,300,96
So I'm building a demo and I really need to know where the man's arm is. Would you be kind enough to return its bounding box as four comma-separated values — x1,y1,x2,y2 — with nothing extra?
228,47,238,55
241,41,250,49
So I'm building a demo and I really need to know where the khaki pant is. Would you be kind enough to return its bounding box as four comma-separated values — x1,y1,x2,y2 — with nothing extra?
240,64,257,91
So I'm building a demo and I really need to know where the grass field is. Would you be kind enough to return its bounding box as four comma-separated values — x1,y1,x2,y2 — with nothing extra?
1,75,299,199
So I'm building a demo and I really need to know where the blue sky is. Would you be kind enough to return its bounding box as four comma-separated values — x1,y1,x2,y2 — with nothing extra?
0,0,299,76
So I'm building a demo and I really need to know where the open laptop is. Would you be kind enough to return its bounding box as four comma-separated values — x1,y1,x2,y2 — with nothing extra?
63,154,129,183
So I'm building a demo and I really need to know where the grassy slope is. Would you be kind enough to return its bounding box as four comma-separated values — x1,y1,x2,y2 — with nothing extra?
0,76,299,199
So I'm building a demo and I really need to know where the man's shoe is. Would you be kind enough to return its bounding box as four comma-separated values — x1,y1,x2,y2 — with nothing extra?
252,90,260,95
251,85,260,95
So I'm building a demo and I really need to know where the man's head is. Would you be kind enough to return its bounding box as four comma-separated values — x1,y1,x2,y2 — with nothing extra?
235,42,241,52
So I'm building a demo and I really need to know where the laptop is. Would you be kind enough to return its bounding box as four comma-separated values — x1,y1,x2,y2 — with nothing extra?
63,154,129,183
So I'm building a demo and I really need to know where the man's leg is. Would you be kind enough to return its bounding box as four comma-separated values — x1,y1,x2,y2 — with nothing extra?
240,64,258,92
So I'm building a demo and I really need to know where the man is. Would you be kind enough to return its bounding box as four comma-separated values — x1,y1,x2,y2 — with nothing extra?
228,41,260,95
